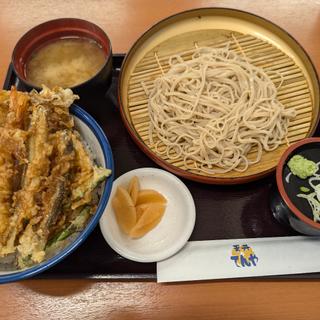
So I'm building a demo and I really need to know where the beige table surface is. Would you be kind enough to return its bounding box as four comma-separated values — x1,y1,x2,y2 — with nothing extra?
0,0,320,319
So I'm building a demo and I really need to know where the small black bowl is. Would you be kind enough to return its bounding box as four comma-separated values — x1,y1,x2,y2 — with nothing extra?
271,138,320,235
11,18,113,98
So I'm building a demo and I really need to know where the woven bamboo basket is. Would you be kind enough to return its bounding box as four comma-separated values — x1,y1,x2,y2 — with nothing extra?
119,8,319,184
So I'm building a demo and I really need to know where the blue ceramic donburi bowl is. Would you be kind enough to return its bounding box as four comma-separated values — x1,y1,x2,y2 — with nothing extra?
0,105,114,284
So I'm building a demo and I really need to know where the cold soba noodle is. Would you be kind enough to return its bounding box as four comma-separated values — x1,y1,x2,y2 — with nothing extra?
147,47,296,174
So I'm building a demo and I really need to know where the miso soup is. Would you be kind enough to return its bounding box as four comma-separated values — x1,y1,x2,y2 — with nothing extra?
25,37,106,88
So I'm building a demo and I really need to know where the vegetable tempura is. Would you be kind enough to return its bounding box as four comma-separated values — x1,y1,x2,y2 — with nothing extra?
0,86,111,269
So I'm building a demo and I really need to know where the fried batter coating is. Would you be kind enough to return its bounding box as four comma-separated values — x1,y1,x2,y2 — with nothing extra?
6,87,29,130
0,86,111,269
0,90,10,126
2,106,52,255
0,88,29,245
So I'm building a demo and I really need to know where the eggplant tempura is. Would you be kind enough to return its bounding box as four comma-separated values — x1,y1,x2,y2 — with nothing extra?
0,86,111,269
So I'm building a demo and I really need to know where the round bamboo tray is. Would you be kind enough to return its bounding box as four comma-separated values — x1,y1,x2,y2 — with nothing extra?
119,8,320,184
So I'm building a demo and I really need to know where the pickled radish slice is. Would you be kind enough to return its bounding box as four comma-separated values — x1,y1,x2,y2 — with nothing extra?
112,186,136,234
127,176,140,205
136,189,167,206
136,203,148,222
129,203,166,238
112,177,167,238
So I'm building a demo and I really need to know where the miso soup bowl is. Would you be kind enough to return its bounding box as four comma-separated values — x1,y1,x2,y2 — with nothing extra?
271,138,320,236
12,18,113,97
0,105,114,284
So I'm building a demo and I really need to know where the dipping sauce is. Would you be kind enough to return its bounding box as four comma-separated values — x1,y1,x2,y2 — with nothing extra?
25,37,106,88
283,142,320,222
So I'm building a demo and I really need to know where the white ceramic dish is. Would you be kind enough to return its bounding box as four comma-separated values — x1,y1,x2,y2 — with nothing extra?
99,168,196,262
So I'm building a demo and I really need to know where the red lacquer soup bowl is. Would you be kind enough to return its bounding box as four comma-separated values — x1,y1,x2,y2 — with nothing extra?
12,18,113,96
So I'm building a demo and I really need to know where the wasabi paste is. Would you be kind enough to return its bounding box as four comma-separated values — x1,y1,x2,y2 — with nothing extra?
288,155,317,179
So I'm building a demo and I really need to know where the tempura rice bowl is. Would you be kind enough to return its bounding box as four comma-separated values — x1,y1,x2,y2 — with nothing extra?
0,105,114,283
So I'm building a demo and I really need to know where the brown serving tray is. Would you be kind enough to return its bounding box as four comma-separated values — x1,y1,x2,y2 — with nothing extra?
3,54,320,280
